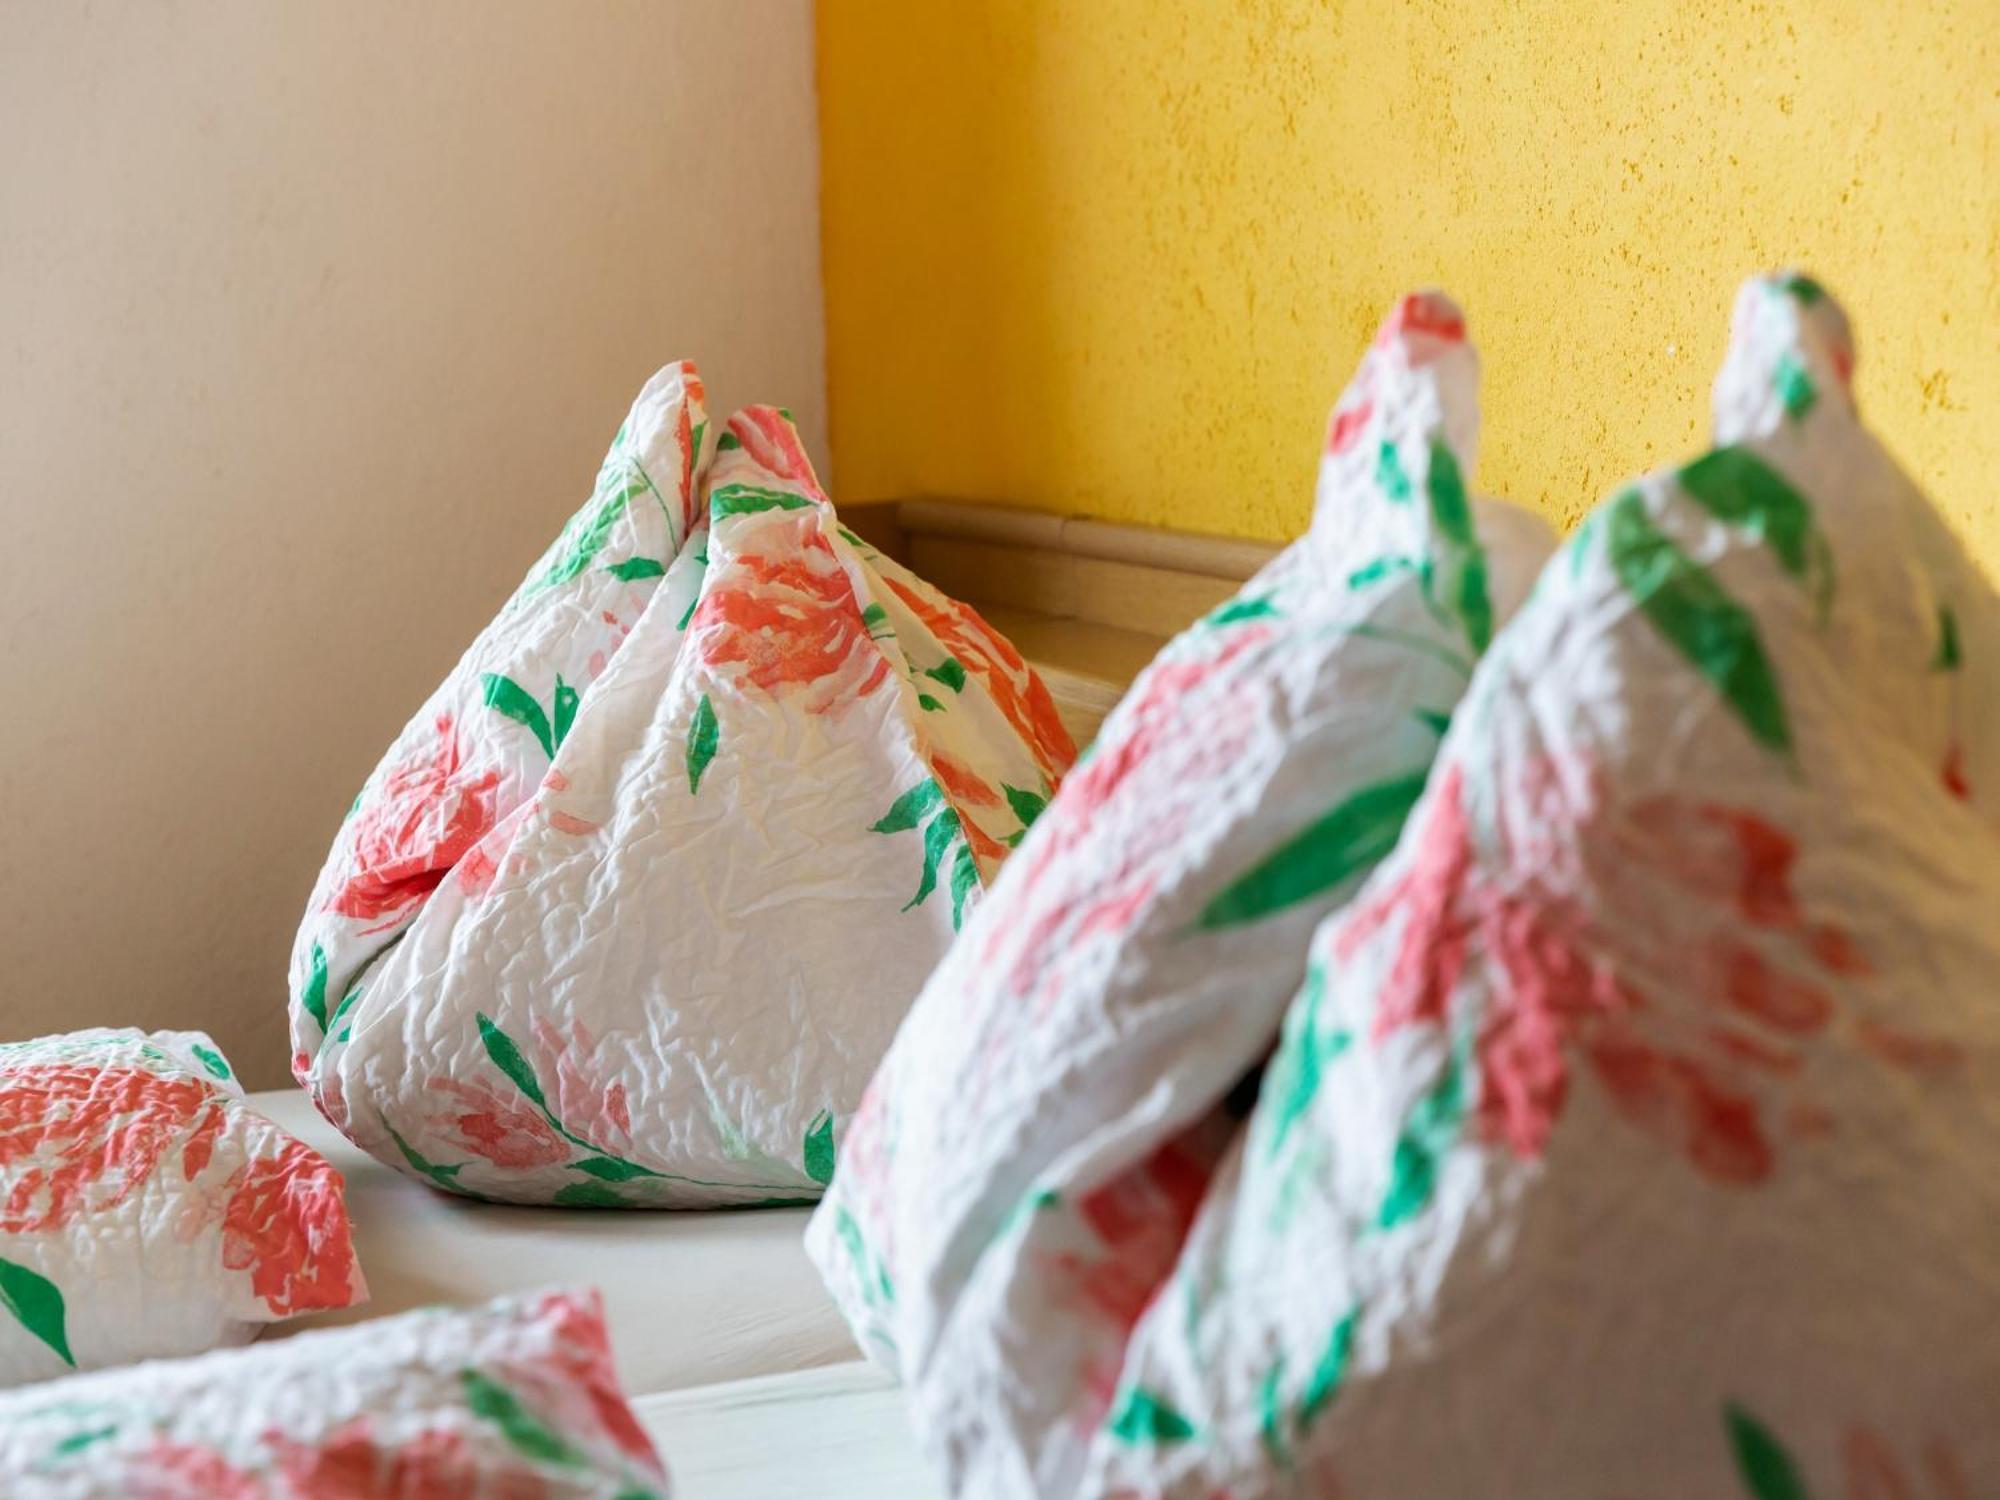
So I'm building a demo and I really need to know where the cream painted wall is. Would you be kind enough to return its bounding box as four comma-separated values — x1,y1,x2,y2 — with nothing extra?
0,2,826,1084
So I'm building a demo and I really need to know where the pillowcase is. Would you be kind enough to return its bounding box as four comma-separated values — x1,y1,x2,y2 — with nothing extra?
0,1288,667,1499
293,400,1074,1206
0,1028,364,1388
806,293,1556,1496
290,359,710,1102
1085,276,2000,1497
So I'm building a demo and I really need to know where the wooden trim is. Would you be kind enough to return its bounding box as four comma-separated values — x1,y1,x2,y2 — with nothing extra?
895,499,1278,581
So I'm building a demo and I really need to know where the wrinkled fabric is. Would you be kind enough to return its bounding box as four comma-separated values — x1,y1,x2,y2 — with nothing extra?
0,1028,364,1387
1081,278,2000,1497
805,295,1557,1496
291,368,1073,1206
0,1288,668,1499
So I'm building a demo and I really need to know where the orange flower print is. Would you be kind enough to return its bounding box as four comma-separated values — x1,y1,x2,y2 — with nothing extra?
693,527,890,714
423,1078,569,1170
884,577,1075,780
330,714,502,925
131,1439,263,1500
0,1064,222,1233
219,1136,360,1316
728,405,823,493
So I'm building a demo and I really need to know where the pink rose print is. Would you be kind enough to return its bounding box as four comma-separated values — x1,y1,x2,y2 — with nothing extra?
272,1418,545,1500
423,1078,569,1170
330,714,502,925
0,1064,223,1233
130,1438,263,1500
694,529,892,713
219,1136,360,1316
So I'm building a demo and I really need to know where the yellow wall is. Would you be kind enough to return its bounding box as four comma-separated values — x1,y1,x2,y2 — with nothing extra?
818,1,1999,567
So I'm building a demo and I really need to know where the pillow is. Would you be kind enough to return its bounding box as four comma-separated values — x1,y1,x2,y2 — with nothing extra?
1085,276,2000,1497
290,359,710,1107
806,293,1557,1496
293,401,1074,1205
0,1288,667,1499
0,1029,363,1388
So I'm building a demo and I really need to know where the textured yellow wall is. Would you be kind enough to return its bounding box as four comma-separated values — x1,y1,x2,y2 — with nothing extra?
818,1,1999,567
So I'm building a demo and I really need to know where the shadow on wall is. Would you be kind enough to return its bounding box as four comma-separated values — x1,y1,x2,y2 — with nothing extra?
0,1,826,1086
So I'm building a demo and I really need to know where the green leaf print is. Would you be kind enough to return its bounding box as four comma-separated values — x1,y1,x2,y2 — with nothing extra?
1606,487,1792,754
905,807,963,912
1773,354,1817,420
1105,1388,1198,1446
917,693,944,713
1378,1045,1465,1230
1297,1309,1358,1435
836,1205,896,1310
1197,772,1429,930
605,556,666,581
1676,446,1833,614
710,484,813,520
1725,1402,1814,1500
686,693,720,795
925,658,968,693
716,430,742,452
1205,595,1278,626
949,839,980,929
1376,439,1413,503
870,779,943,835
570,1156,657,1182
477,1013,551,1113
0,1258,73,1368
1426,439,1495,652
803,1110,837,1186
481,672,576,760
1261,965,1350,1162
1002,783,1048,832
1779,273,1827,306
538,449,650,591
387,1124,466,1194
553,1181,627,1208
861,601,892,638
326,982,363,1044
189,1044,232,1081
1258,1356,1290,1467
462,1369,587,1468
301,942,331,1034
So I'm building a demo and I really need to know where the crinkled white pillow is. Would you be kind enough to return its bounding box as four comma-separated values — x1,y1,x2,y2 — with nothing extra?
1087,275,2000,1498
807,294,1557,1496
0,1288,667,1499
292,383,1075,1206
0,1028,364,1387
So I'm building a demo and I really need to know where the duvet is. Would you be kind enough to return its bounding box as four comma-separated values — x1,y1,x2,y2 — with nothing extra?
290,366,1073,1206
820,278,2000,1499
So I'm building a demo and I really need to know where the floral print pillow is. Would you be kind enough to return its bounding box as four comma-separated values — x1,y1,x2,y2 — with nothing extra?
1080,277,2000,1496
0,1288,669,1499
806,294,1558,1496
291,392,1074,1207
0,1029,363,1387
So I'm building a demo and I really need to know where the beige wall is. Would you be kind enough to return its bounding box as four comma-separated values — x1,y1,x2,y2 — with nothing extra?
0,2,826,1085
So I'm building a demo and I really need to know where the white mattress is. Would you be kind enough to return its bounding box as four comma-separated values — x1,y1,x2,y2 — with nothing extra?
635,1362,938,1500
247,1088,858,1397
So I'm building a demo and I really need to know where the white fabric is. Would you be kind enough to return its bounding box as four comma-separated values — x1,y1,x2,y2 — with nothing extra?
634,1362,939,1500
0,1288,668,1498
250,1089,857,1397
1084,277,2000,1496
0,1031,363,1388
290,385,1072,1209
806,294,1558,1498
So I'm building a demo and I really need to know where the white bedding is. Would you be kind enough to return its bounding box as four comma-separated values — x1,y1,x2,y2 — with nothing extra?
247,1088,857,1396
634,1362,936,1500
